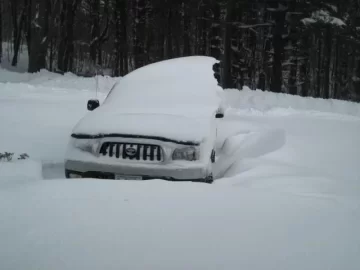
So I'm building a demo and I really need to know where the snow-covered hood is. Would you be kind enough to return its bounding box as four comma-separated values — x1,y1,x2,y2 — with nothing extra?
71,109,214,144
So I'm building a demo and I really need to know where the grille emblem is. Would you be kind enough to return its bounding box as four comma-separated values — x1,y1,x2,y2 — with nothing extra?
100,142,162,161
125,147,137,156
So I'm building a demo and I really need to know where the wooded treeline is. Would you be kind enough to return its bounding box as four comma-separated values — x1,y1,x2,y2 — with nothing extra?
1,0,360,101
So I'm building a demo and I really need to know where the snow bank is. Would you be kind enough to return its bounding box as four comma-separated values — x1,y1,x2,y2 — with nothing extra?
0,83,106,164
214,128,286,179
0,160,42,184
224,87,360,119
0,67,118,92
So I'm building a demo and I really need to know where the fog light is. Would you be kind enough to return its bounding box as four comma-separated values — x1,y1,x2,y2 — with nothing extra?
172,147,198,161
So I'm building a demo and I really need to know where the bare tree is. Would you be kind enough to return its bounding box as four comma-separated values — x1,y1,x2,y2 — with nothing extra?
28,0,51,72
132,0,147,69
222,0,235,89
10,0,27,66
270,5,287,93
112,0,128,76
57,0,80,72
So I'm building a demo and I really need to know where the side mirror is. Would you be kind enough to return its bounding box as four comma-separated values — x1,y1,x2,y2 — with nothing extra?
215,107,224,119
213,62,221,86
87,99,100,111
215,112,224,119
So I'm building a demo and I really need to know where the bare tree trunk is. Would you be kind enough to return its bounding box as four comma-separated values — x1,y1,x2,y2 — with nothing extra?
133,0,146,69
270,8,286,93
210,1,220,60
323,26,332,99
182,1,190,56
11,0,27,67
25,0,31,58
98,0,109,66
288,53,298,95
299,54,309,97
89,0,110,68
121,0,128,74
196,3,207,55
315,36,322,98
165,7,173,59
28,0,51,72
352,55,360,102
57,0,66,72
41,0,51,67
288,17,298,95
57,0,80,72
90,0,100,64
332,37,340,99
144,3,153,64
113,0,121,76
222,0,234,89
64,0,78,72
113,0,127,76
49,36,54,71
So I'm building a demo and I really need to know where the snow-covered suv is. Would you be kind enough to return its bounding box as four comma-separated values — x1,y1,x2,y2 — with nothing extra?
64,56,225,183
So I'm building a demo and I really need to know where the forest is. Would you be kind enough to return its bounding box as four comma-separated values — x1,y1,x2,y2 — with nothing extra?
1,0,360,101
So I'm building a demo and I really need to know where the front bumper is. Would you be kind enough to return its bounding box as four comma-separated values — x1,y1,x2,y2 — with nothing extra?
64,160,212,182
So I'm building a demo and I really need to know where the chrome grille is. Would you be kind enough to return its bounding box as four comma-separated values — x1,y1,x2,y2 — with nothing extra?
99,142,163,161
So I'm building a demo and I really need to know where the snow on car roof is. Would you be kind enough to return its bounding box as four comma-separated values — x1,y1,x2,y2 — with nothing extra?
102,56,223,111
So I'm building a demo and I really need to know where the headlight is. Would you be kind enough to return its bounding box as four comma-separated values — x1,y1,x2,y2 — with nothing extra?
73,139,101,155
172,147,198,161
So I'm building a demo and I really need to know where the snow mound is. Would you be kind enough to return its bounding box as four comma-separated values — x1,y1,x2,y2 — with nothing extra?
0,160,42,185
224,87,360,119
0,67,117,92
214,128,286,179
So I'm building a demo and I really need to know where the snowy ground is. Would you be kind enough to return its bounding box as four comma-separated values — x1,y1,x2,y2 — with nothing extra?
1,69,360,270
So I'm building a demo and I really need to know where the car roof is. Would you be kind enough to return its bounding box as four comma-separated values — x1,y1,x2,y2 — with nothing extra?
102,56,223,112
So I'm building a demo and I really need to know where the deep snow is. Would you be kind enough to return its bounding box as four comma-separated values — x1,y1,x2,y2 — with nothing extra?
1,67,360,270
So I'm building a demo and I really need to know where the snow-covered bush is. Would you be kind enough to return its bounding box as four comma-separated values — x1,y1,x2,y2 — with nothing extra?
0,152,29,162
0,152,14,162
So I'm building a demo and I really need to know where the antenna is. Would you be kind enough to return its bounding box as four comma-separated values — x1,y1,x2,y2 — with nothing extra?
94,63,103,99
95,66,99,99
